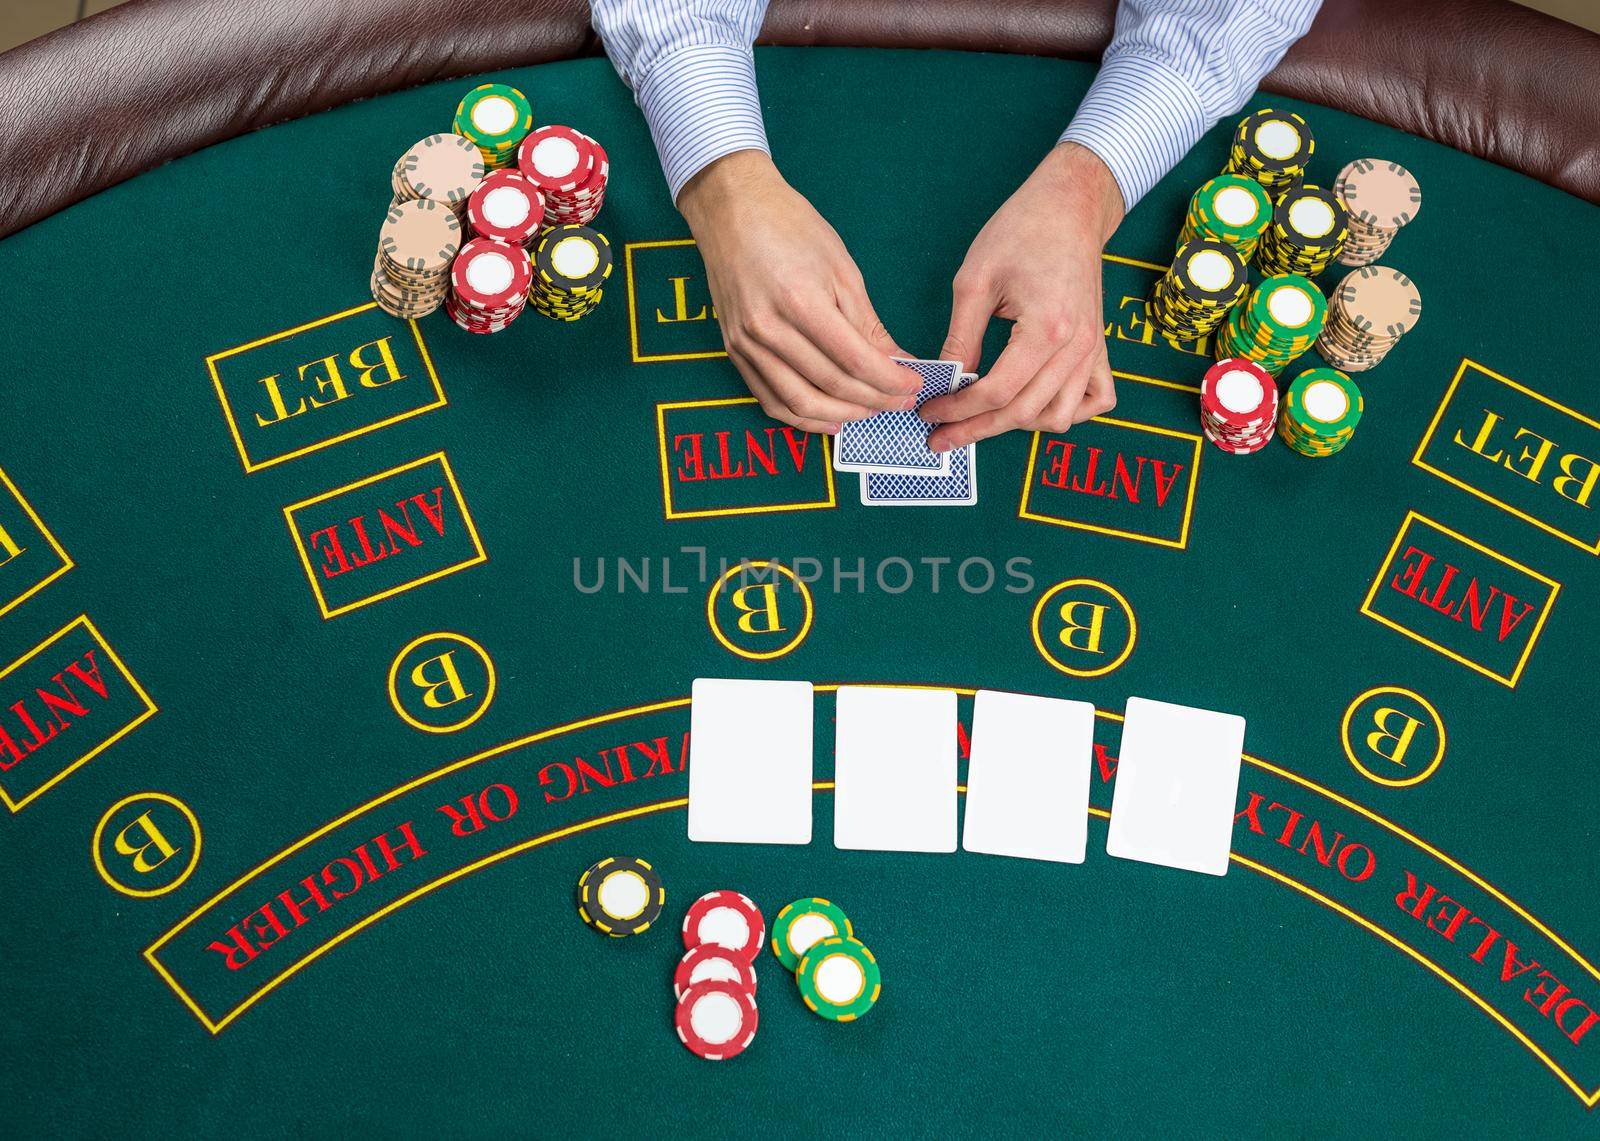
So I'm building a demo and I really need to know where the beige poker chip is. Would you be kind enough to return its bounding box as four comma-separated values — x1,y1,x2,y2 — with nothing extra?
378,198,461,273
399,132,485,206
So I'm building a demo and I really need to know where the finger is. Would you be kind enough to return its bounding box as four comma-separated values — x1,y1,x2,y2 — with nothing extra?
739,338,879,425
728,347,843,434
751,323,916,413
1036,370,1096,432
928,343,1087,451
808,290,921,399
921,320,1057,423
940,271,993,373
835,280,911,364
1070,362,1117,425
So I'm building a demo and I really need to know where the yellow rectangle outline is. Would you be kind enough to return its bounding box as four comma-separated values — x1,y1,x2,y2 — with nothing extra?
655,397,838,519
1412,357,1600,555
1359,509,1561,688
1017,414,1204,550
626,239,726,364
282,451,488,620
0,464,74,622
206,302,448,474
624,242,1202,395
0,614,159,813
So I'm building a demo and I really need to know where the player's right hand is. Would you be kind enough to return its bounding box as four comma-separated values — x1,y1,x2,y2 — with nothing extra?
678,150,919,435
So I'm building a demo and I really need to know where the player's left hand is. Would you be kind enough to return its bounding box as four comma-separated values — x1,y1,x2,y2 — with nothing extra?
923,141,1126,451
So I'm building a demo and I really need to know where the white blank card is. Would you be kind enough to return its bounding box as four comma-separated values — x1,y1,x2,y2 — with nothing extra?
1105,696,1246,876
962,690,1096,863
688,678,815,845
834,686,958,852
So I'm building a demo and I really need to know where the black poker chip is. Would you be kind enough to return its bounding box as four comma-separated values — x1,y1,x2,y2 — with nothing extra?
576,856,665,937
1146,237,1249,339
534,224,613,292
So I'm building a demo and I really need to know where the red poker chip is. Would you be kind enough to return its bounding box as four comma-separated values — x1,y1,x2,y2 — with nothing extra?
517,125,598,194
1202,420,1274,443
545,137,608,202
1203,411,1276,440
682,890,765,963
1201,358,1277,427
574,136,609,192
466,170,545,246
675,980,758,1061
444,292,524,334
450,237,532,310
1207,436,1273,455
674,944,758,1001
446,293,524,319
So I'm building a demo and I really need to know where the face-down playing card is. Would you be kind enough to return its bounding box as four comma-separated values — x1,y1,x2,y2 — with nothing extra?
860,371,977,504
833,358,960,476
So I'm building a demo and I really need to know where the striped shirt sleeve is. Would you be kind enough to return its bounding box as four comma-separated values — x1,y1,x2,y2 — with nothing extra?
1061,0,1325,211
590,0,772,202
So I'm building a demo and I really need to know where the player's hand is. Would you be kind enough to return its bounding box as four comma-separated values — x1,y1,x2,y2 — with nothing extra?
678,150,919,435
923,141,1126,451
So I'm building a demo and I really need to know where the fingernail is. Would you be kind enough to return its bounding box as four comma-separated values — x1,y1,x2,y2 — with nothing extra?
824,423,841,435
900,396,919,410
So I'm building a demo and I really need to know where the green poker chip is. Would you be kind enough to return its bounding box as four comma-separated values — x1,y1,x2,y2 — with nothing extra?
1278,367,1363,457
796,936,880,1022
453,82,534,169
771,897,853,971
1179,174,1272,260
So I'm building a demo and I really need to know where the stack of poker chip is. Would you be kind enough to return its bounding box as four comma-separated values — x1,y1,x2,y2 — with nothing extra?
676,891,765,1061
576,855,666,938
1333,159,1422,266
1225,108,1314,197
453,83,535,170
446,236,532,333
1214,273,1327,377
1145,239,1248,341
371,198,461,319
1178,175,1272,260
465,169,545,249
1199,358,1278,455
518,125,610,228
389,133,484,224
528,224,612,321
1253,184,1349,277
1278,367,1363,457
771,898,881,1023
1315,265,1422,372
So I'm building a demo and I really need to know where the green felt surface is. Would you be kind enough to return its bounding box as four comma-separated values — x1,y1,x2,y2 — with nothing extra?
1,47,1598,1135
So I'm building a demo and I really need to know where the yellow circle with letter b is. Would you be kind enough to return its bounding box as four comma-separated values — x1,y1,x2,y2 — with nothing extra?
1341,686,1445,788
92,792,202,898
706,561,813,661
1030,578,1136,678
387,632,497,733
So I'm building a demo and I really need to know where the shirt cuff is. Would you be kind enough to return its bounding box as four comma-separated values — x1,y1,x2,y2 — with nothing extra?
634,43,771,203
1059,50,1212,212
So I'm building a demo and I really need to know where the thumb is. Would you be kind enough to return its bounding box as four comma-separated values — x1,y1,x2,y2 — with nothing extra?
842,285,909,360
942,276,993,372
866,316,908,360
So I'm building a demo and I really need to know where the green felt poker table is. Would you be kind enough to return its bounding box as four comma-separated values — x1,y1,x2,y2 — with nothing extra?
3,6,1600,1135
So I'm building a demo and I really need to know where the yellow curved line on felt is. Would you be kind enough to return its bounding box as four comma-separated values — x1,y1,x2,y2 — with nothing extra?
142,689,1600,1104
